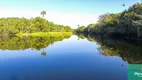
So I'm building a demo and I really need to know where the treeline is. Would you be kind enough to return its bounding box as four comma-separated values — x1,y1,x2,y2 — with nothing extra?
75,3,142,39
0,17,72,35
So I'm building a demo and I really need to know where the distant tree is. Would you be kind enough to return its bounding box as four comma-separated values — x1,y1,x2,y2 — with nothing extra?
41,10,46,18
122,4,125,7
75,26,86,33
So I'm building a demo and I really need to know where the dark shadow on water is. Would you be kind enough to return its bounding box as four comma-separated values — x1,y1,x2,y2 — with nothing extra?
76,34,142,64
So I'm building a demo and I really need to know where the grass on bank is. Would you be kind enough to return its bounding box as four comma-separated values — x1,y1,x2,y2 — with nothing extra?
16,32,72,37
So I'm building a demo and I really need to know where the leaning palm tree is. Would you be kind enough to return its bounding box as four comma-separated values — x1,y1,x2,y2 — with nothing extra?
41,10,46,18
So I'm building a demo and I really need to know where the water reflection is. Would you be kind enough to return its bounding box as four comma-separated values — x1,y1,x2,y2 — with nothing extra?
0,35,127,80
77,34,142,64
1,34,141,64
41,50,47,56
0,35,71,50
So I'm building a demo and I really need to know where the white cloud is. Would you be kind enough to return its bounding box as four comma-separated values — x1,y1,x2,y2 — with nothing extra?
0,9,99,29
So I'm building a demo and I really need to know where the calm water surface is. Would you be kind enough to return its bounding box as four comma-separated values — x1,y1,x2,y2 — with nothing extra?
0,35,131,80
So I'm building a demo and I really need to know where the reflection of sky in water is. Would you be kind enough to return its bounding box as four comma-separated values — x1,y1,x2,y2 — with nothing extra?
0,35,127,80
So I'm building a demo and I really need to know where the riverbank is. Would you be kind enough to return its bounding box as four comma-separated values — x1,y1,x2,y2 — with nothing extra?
75,3,142,40
16,32,72,37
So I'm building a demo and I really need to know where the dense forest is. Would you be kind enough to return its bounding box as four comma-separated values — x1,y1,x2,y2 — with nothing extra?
75,3,142,39
77,34,142,64
0,17,72,35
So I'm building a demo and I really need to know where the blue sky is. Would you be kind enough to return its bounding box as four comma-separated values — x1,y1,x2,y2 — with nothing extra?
0,0,140,28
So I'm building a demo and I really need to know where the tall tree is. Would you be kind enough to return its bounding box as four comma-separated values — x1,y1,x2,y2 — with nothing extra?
41,10,46,18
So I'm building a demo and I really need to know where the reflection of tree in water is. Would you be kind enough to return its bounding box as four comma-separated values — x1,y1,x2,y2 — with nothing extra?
41,49,46,56
76,34,142,64
0,35,71,50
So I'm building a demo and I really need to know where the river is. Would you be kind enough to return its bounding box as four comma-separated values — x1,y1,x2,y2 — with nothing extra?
0,35,141,80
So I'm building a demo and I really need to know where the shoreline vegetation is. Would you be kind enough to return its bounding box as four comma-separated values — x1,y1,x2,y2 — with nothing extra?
75,3,142,40
0,3,142,41
16,32,72,37
0,16,72,37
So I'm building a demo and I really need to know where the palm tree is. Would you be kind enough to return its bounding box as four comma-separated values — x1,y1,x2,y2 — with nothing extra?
41,10,46,18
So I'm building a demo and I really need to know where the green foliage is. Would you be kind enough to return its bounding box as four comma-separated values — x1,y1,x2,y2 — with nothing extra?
75,3,142,39
16,32,72,37
75,26,86,33
0,17,72,35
